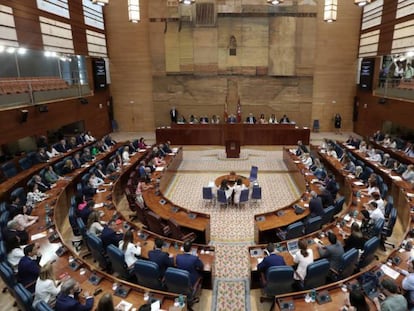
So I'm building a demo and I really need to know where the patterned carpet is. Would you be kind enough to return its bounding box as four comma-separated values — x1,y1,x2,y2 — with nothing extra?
164,148,300,311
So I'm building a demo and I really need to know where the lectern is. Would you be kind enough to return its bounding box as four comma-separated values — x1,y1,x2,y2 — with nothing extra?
225,140,240,158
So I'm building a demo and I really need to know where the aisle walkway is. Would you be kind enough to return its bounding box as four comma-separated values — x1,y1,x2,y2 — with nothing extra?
164,148,300,311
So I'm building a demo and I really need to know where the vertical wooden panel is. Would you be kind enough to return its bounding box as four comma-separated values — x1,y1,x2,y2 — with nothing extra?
268,17,296,76
377,0,397,55
165,22,180,73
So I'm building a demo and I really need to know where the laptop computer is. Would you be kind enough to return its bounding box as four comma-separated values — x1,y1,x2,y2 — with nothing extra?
287,240,299,256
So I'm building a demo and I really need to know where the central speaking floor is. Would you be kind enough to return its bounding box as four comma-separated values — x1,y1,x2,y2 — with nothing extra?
163,147,301,311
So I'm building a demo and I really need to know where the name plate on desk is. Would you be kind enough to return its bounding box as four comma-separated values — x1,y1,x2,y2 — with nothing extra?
188,213,197,219
114,285,131,298
276,210,285,216
316,291,332,305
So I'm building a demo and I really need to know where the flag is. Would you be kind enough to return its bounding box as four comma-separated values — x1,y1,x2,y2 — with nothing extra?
236,98,242,123
224,95,228,121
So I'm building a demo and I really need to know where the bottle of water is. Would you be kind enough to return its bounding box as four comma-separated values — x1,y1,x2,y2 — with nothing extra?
178,294,185,307
356,191,361,202
310,288,316,302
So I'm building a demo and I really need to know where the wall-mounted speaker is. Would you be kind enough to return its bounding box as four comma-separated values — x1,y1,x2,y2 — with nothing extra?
38,105,48,113
20,110,28,123
79,98,89,105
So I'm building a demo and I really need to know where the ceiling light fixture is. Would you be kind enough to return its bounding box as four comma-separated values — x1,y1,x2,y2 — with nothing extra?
267,0,284,4
91,0,109,6
354,0,373,7
179,0,195,5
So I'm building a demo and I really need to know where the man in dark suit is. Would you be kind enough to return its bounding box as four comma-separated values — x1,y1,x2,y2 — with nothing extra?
4,220,29,245
54,139,68,153
170,106,178,123
280,114,290,123
148,238,174,275
295,140,309,157
17,243,41,292
176,241,204,286
101,220,123,250
318,186,334,208
309,191,324,217
318,232,344,271
36,147,49,163
34,174,51,191
257,242,286,276
227,114,237,123
55,278,94,311
246,113,256,124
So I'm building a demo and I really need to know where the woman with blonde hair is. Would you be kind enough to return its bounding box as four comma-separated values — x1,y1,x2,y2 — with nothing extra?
87,211,104,235
33,261,61,307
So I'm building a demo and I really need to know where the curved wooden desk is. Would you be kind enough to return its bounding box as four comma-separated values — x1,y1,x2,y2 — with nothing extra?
261,143,412,311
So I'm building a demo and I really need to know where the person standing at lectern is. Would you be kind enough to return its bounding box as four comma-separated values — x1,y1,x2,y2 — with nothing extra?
170,106,178,123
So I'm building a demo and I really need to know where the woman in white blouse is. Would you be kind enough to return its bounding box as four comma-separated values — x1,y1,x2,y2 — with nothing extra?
89,172,104,188
87,211,104,236
293,239,314,280
26,183,48,209
33,261,61,307
119,229,141,268
46,145,60,158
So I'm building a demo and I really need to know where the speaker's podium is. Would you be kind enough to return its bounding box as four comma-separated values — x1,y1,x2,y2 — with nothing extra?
225,140,240,158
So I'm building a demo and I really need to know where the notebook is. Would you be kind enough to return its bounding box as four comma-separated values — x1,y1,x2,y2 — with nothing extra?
287,240,299,256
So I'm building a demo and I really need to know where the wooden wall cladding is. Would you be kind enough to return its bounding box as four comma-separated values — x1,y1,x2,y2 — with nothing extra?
0,89,111,146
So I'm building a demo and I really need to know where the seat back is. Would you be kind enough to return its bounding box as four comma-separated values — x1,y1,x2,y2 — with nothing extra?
14,283,34,311
305,216,323,234
383,208,397,238
0,261,16,292
86,232,109,270
18,157,32,170
69,205,80,236
249,166,258,182
264,266,295,296
285,221,305,240
303,259,330,289
1,162,18,178
338,248,359,279
135,204,148,227
146,211,166,236
53,160,65,175
0,211,9,231
238,189,249,206
321,205,336,225
372,218,385,237
134,259,163,290
380,183,388,199
217,189,227,206
76,217,87,239
164,267,192,296
107,244,130,280
334,196,346,215
11,187,27,205
202,187,213,201
35,300,54,311
251,186,262,200
359,236,380,268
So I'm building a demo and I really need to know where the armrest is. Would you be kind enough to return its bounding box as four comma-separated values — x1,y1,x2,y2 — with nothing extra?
329,267,339,276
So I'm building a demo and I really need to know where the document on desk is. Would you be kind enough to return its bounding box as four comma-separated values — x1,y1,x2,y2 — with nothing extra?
94,202,104,209
353,181,364,186
381,264,400,280
115,300,132,311
155,167,164,172
257,258,264,264
31,231,48,241
391,176,403,181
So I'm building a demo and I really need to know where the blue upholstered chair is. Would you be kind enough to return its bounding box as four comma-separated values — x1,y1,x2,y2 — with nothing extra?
106,244,132,280
237,189,249,208
18,157,32,170
86,232,109,270
35,300,55,311
302,259,330,290
261,266,295,297
249,166,258,182
359,236,380,268
134,259,164,290
276,221,304,241
216,189,228,208
321,205,336,226
1,162,18,178
164,267,202,307
304,215,323,234
330,248,359,280
251,186,262,205
334,196,346,215
14,283,35,311
202,187,214,206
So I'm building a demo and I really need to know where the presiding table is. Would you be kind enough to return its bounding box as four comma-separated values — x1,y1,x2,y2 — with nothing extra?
156,124,310,146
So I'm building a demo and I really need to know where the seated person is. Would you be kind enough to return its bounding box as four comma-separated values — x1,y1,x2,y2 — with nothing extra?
373,130,385,142
279,114,290,123
233,179,247,205
34,174,51,192
106,157,120,175
67,136,78,150
104,135,117,147
61,159,74,175
17,243,41,292
119,229,141,269
44,165,61,184
7,195,28,219
95,163,107,180
36,147,50,163
6,236,25,272
55,278,94,311
381,153,395,169
86,211,104,236
153,154,166,166
367,149,382,162
122,146,130,163
367,192,385,215
176,241,204,286
360,210,377,239
301,153,313,168
13,213,38,230
227,114,237,123
317,232,344,271
26,183,48,209
258,114,267,124
268,113,278,124
360,179,380,197
54,139,68,153
4,220,29,246
373,279,408,311
319,186,334,208
189,114,199,124
148,238,174,275
343,222,366,251
81,149,93,163
340,288,369,311
89,172,104,188
83,179,97,200
309,191,324,217
402,164,414,183
365,201,384,223
354,166,363,179
342,156,356,174
33,261,61,307
84,131,96,143
326,145,338,159
199,116,209,124
358,141,367,153
257,242,286,275
46,146,60,158
211,115,220,124
219,179,233,201
101,220,123,250
246,113,256,124
293,239,314,280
